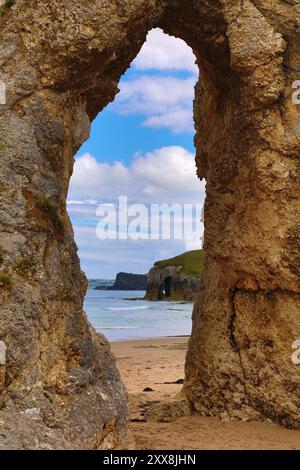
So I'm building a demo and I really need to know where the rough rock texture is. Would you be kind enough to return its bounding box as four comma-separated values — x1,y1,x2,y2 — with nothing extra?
0,0,300,449
184,1,300,428
145,265,201,301
108,273,147,291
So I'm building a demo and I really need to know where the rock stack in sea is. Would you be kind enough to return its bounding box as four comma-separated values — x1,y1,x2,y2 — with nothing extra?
144,250,205,301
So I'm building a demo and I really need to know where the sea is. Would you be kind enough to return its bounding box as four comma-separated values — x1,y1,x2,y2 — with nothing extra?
84,289,193,341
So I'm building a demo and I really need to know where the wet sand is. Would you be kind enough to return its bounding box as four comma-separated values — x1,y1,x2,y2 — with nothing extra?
111,336,300,450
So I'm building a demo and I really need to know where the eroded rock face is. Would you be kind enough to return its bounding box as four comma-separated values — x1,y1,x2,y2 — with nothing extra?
0,0,300,448
145,265,201,301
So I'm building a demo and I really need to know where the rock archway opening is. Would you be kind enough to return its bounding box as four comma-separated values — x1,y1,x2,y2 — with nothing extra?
164,277,173,298
68,26,200,341
158,276,174,300
1,0,299,450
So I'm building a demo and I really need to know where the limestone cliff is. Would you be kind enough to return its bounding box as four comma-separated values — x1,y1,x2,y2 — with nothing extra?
145,251,204,301
0,0,300,450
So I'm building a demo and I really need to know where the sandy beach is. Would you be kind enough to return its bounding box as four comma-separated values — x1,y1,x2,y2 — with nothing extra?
111,336,300,450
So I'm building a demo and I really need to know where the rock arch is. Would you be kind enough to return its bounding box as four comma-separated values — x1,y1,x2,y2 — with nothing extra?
0,0,300,448
164,277,172,298
158,276,173,300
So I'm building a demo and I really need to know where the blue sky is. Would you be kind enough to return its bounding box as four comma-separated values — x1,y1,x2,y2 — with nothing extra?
68,29,205,279
78,108,195,164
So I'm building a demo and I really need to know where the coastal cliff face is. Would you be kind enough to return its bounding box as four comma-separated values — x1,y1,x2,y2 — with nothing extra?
108,273,148,291
145,265,201,301
145,251,204,301
0,0,300,449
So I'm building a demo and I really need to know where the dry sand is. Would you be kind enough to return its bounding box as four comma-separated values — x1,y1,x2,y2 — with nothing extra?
111,336,300,450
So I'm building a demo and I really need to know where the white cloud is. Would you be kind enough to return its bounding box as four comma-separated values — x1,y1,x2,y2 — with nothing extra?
108,29,199,133
68,147,205,204
143,109,193,133
118,76,195,114
132,28,198,74
67,30,203,277
73,224,202,279
113,75,196,133
68,148,205,277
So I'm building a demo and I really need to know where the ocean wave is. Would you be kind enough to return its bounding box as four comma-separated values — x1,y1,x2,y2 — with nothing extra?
166,308,184,312
95,326,140,330
104,306,149,311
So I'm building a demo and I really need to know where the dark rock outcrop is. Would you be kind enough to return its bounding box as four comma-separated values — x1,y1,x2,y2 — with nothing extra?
108,273,147,291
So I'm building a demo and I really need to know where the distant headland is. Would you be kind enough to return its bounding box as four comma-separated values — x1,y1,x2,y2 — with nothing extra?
144,250,205,301
89,250,205,300
90,273,147,291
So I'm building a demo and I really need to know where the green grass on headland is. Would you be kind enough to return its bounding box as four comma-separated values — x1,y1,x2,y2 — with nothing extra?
154,250,205,277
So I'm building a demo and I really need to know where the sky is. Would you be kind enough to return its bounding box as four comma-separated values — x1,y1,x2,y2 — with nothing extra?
67,28,206,279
